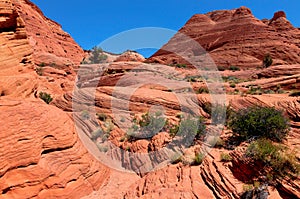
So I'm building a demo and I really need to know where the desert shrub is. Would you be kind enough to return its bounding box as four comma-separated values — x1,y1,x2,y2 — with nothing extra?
222,76,240,83
220,152,232,162
193,152,205,165
217,66,226,71
228,106,289,142
139,112,166,133
229,65,240,71
50,62,56,67
89,46,107,64
39,92,53,104
246,139,300,179
215,137,225,148
186,75,202,82
80,110,90,120
104,119,114,133
176,64,187,68
247,86,263,95
241,182,268,199
91,128,103,141
96,143,108,152
263,54,273,68
96,113,107,121
126,112,166,140
208,137,225,148
169,124,179,137
177,116,206,140
120,117,126,123
230,83,236,88
197,87,209,94
35,67,43,76
289,91,300,97
38,62,46,67
202,102,232,124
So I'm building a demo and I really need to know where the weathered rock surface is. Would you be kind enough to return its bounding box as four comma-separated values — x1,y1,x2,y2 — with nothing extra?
0,0,33,75
149,7,300,68
1,1,300,198
0,101,110,198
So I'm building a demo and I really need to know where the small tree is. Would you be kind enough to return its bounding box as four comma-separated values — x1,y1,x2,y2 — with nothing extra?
228,106,289,142
263,54,273,68
89,46,107,64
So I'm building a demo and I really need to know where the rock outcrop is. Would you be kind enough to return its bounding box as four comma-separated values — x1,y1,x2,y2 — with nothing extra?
148,7,300,68
0,0,84,77
1,1,300,199
0,0,33,75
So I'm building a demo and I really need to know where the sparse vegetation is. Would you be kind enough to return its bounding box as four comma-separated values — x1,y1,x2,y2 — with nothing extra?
39,92,53,104
193,152,205,165
91,128,103,141
197,87,209,94
81,110,90,120
230,83,236,88
96,113,107,121
89,46,108,64
246,138,300,179
289,91,300,97
202,102,232,124
177,116,206,139
38,62,46,67
35,67,43,76
229,65,240,71
220,152,232,162
176,63,187,68
247,86,263,95
217,66,226,71
228,106,289,142
263,54,273,68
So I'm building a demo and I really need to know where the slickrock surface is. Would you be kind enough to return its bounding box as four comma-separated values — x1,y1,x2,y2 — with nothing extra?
0,1,299,198
149,7,300,68
0,0,33,75
0,101,110,198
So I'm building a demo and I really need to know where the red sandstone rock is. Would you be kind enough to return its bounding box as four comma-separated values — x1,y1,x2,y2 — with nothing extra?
148,7,300,68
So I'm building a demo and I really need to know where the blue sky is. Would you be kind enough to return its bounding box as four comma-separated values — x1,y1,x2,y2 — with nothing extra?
31,0,300,57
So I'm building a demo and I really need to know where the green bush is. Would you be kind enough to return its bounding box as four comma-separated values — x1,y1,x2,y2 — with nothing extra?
263,54,273,68
193,152,204,165
139,112,166,134
228,106,289,142
220,152,232,162
176,63,187,68
35,67,43,76
38,62,46,67
247,139,300,179
229,65,240,71
39,92,53,104
247,86,263,95
178,116,206,139
230,83,236,88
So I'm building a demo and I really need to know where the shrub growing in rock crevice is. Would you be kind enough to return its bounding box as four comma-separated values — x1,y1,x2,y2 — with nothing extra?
228,106,289,142
39,92,53,104
263,54,273,68
246,139,300,180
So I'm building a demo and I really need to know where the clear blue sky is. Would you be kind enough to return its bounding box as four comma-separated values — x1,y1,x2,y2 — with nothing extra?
31,0,300,57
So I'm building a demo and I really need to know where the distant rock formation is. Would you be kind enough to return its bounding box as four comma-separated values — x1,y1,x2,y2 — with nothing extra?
148,7,300,68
